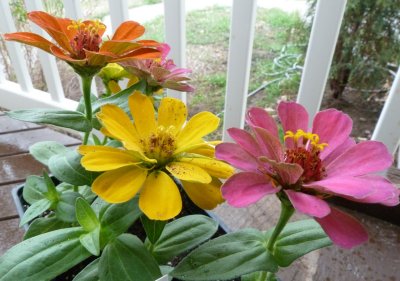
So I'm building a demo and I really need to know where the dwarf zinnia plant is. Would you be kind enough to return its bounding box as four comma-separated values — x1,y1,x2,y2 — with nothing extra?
1,9,399,281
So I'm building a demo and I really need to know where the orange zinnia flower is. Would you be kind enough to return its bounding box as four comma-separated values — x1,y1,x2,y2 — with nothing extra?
4,11,160,76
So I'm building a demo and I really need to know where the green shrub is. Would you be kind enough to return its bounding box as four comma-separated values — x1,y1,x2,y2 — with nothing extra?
307,0,400,98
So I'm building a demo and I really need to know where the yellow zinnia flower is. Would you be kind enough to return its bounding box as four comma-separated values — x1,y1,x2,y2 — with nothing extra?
79,91,234,220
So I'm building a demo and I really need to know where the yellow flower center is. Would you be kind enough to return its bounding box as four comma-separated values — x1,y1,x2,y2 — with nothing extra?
140,126,177,165
67,19,105,59
284,129,327,183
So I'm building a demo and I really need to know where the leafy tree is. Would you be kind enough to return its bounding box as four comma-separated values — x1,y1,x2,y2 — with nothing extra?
307,0,400,98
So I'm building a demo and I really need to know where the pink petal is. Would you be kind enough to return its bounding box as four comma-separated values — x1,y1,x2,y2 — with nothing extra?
227,128,263,157
262,158,303,185
343,175,400,206
326,141,393,177
312,109,353,159
277,102,309,149
221,172,278,207
252,127,284,162
215,143,259,171
285,190,331,218
315,207,368,249
304,176,377,199
246,107,278,138
322,137,356,166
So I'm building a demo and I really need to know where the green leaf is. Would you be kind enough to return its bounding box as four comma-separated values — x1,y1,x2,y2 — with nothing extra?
98,234,161,281
92,81,145,113
22,175,47,204
76,198,100,232
149,215,218,264
55,192,83,223
0,227,91,281
141,215,166,244
91,197,109,215
73,258,100,281
24,216,70,240
241,271,268,281
78,185,97,202
171,229,278,281
80,228,101,256
271,219,332,267
29,141,69,166
6,109,92,132
20,198,52,226
100,197,141,244
48,150,97,186
42,171,59,202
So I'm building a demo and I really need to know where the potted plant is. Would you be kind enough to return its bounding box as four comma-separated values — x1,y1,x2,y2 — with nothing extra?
1,10,399,281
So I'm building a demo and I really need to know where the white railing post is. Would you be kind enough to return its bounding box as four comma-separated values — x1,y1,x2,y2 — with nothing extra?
0,59,5,83
296,0,347,120
107,0,129,32
0,1,33,92
164,0,187,103
372,67,400,155
24,0,65,103
222,0,257,141
63,0,83,18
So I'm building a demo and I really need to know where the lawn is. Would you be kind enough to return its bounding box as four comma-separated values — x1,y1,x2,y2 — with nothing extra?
141,6,308,120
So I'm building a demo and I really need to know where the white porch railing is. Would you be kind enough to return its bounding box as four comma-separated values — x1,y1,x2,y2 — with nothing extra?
0,0,400,157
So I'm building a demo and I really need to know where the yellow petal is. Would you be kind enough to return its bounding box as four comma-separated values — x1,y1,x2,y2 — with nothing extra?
97,104,142,151
108,80,121,94
127,76,139,87
79,145,141,171
129,91,156,139
139,171,182,220
186,143,216,158
157,97,187,134
179,157,234,179
92,166,147,203
174,141,212,155
166,162,211,183
181,177,224,210
177,111,220,148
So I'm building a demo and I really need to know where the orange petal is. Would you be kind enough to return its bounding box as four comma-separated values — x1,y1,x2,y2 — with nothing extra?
111,48,161,62
50,46,86,65
3,32,55,53
111,21,145,41
137,40,160,46
100,41,142,55
28,11,73,54
85,50,114,66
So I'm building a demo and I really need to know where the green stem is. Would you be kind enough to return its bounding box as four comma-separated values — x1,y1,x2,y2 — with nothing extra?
81,75,93,145
266,199,294,281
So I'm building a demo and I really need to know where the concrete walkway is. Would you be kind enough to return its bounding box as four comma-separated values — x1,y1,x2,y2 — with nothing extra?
103,0,308,34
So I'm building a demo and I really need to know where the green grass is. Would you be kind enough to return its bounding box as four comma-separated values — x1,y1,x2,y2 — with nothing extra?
141,6,308,117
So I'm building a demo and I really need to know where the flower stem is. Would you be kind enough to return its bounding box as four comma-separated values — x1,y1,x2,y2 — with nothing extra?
266,199,294,281
81,75,93,145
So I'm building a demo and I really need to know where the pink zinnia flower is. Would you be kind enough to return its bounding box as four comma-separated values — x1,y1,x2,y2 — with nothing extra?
117,43,194,92
216,102,400,249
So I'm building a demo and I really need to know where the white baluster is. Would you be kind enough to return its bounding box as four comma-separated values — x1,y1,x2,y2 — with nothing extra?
222,0,257,141
297,0,347,120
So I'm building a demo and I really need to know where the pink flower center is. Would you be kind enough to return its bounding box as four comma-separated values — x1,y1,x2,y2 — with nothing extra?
68,20,105,59
284,129,327,183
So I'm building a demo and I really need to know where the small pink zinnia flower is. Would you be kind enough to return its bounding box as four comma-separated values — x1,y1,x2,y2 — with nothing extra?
216,102,400,249
117,43,194,92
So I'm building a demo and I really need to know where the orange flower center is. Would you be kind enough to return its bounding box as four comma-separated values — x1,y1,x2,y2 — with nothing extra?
67,20,105,59
284,129,327,183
